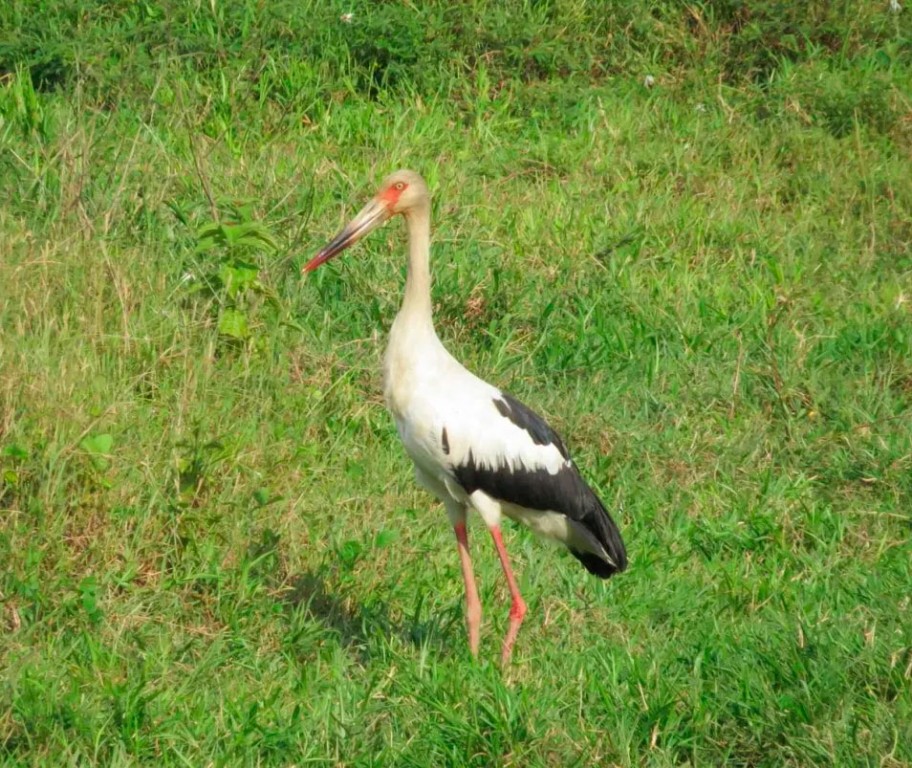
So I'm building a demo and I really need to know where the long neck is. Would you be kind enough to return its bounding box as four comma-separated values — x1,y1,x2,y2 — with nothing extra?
399,202,434,332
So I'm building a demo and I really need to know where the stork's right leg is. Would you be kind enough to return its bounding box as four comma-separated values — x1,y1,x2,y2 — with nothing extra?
489,526,527,665
445,501,481,657
464,490,528,663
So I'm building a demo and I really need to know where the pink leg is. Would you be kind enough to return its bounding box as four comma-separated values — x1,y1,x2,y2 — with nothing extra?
490,526,527,664
454,522,481,657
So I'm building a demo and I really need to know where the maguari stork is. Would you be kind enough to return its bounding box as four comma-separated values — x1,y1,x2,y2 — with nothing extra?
304,170,626,663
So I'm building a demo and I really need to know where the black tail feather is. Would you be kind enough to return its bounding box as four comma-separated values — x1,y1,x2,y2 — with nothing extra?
571,549,622,578
572,488,627,579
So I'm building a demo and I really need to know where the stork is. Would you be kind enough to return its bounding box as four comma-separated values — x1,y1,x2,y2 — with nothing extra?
303,170,626,663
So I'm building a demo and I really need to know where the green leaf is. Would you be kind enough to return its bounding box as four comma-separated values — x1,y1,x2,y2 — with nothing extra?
81,433,113,455
339,540,363,569
218,308,249,339
219,260,260,298
873,49,891,69
227,221,279,251
374,529,398,549
197,222,225,240
81,433,114,470
79,576,103,624
2,443,29,460
194,222,229,253
344,459,365,480
164,199,189,226
194,236,220,254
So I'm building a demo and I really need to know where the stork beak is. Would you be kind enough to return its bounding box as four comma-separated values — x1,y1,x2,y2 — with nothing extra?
302,198,391,273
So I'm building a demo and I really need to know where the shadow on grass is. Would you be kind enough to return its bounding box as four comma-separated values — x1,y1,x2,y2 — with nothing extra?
284,569,461,661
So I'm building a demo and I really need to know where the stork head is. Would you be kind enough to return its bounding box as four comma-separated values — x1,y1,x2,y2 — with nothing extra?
303,169,429,273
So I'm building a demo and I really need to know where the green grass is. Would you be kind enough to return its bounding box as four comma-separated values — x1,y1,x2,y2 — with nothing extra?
2,1,912,765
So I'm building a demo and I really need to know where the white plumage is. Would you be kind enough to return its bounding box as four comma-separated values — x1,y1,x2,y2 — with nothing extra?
304,170,626,663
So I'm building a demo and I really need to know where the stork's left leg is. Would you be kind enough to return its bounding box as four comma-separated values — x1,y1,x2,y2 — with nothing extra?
443,498,481,658
489,526,527,664
454,522,481,657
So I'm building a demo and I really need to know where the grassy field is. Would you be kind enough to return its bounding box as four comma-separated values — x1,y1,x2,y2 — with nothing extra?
2,1,912,765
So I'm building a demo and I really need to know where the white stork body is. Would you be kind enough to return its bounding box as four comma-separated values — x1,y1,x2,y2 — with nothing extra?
305,170,626,662
384,326,607,558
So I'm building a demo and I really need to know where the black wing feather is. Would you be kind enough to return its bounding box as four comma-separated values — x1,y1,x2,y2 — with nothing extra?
451,393,627,577
493,393,569,458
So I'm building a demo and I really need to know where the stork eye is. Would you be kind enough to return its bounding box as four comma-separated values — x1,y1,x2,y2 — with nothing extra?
394,182,406,191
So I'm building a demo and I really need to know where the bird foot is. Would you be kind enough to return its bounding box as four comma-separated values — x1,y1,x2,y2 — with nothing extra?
500,597,527,665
